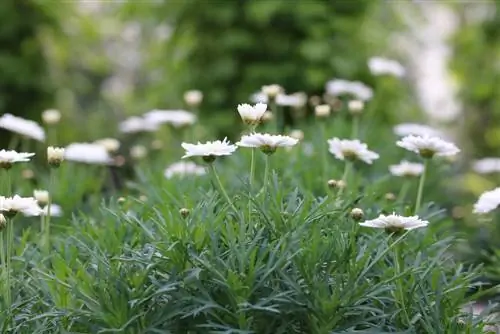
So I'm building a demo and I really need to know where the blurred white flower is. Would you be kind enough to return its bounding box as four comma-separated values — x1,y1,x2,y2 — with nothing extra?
47,146,65,167
237,103,267,125
389,160,424,177
181,138,237,161
64,143,113,165
261,84,283,98
393,123,442,137
41,109,61,125
251,92,306,108
473,188,500,214
0,150,35,169
368,57,406,77
0,113,45,142
325,79,373,101
94,138,120,153
237,133,299,154
144,109,197,128
327,138,379,164
184,90,203,107
164,161,206,179
0,195,42,216
348,100,364,114
119,116,158,134
41,204,63,217
130,145,148,160
472,158,500,174
359,213,429,231
33,190,49,206
315,104,331,118
289,129,304,141
397,135,460,158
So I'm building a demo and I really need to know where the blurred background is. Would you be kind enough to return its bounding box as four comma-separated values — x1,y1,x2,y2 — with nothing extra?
1,0,500,286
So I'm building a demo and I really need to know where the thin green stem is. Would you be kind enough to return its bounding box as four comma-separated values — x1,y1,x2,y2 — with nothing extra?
397,180,411,203
209,164,238,213
44,170,55,254
272,100,284,134
319,121,327,185
414,159,429,215
337,161,352,197
250,148,255,188
262,155,270,198
351,115,360,139
0,230,5,305
5,216,13,305
394,243,411,327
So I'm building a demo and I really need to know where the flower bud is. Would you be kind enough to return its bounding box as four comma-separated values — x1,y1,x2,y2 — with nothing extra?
262,84,283,99
350,208,364,221
117,197,126,205
261,111,273,123
289,129,304,141
139,195,148,202
33,190,49,206
130,145,147,160
315,104,331,118
184,90,203,107
151,139,163,150
22,169,35,180
385,192,396,201
348,100,364,115
47,146,65,167
327,179,346,189
179,208,190,218
42,109,61,125
94,138,120,153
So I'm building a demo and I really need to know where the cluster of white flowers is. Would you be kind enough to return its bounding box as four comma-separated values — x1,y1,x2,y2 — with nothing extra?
327,138,379,164
0,114,45,142
368,57,406,78
473,187,500,214
325,79,373,101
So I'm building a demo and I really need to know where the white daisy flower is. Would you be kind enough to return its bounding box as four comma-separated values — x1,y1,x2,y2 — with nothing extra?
393,123,442,137
396,135,460,158
473,187,500,214
183,90,203,107
64,143,113,165
0,195,42,217
164,161,206,179
33,190,49,206
0,150,35,169
368,57,406,77
41,109,61,125
237,133,299,155
237,103,267,125
0,113,45,142
41,204,63,217
325,79,374,101
144,109,197,128
327,138,379,164
348,100,364,115
315,104,331,118
47,146,65,167
119,116,158,134
472,158,500,174
94,138,120,153
261,84,283,98
389,160,425,177
359,213,429,231
289,129,304,141
181,138,237,162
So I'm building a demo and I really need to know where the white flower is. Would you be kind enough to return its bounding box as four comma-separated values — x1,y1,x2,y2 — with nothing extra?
359,213,429,231
237,133,299,154
325,79,373,101
47,146,65,167
0,150,35,168
41,204,63,217
250,92,306,107
472,158,500,174
33,190,49,205
119,116,158,134
368,57,406,77
64,143,113,165
94,138,120,153
41,109,61,125
130,145,147,160
181,138,237,161
289,129,304,141
164,161,206,179
396,135,460,158
0,195,42,216
315,104,331,118
327,138,379,164
348,100,364,114
473,187,500,214
389,160,425,177
261,84,283,98
0,113,45,142
393,123,442,137
144,109,197,128
183,90,203,106
237,103,267,125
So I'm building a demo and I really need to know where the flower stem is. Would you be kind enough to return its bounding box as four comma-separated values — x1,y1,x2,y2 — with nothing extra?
209,163,238,213
397,180,411,203
262,155,270,198
44,170,55,254
248,148,256,221
5,217,13,305
351,115,360,139
394,243,411,327
0,229,5,304
414,159,429,215
337,161,351,196
319,121,327,186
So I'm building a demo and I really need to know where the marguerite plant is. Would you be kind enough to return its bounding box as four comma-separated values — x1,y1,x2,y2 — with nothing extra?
0,150,35,169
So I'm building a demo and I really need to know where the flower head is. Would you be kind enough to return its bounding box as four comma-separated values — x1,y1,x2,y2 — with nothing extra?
64,143,113,165
289,129,304,141
325,79,373,101
237,103,267,126
368,57,405,77
261,84,283,99
359,213,429,232
145,109,197,128
0,150,35,169
397,135,460,159
183,90,203,107
472,158,500,174
348,100,364,115
47,146,65,167
164,161,206,179
119,116,158,134
0,195,42,217
327,138,379,164
181,138,237,163
237,133,299,155
41,204,63,217
315,104,331,118
94,138,120,153
130,145,148,160
473,187,500,214
41,109,61,125
393,123,442,137
33,190,49,206
0,114,45,142
389,160,425,177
